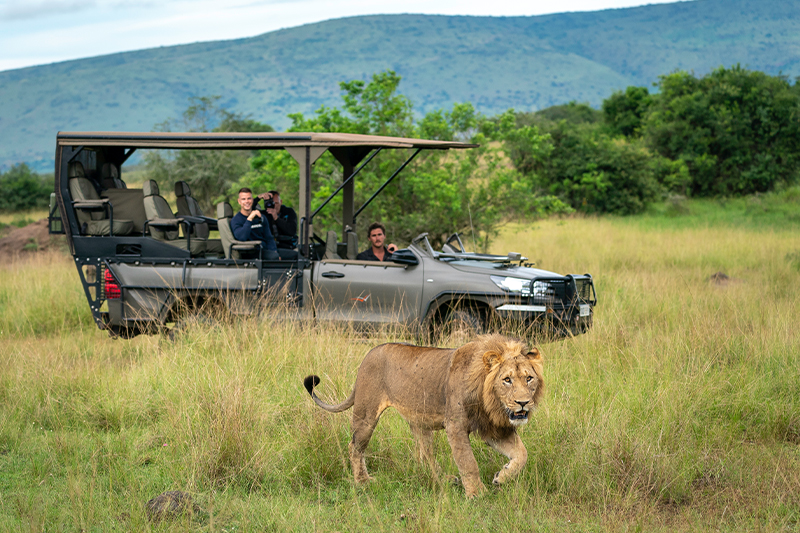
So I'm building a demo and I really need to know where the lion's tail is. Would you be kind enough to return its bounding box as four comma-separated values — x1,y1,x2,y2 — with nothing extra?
303,375,356,413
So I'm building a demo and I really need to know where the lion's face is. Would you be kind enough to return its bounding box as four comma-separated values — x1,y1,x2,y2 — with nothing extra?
492,354,541,426
478,339,544,428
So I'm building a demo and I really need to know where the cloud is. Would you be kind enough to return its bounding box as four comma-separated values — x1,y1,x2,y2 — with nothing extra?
0,0,97,21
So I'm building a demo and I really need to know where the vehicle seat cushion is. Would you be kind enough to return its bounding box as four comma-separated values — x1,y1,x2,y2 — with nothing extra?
143,180,179,240
324,230,340,260
101,189,147,233
217,202,233,219
101,163,126,189
346,231,358,260
174,181,208,239
205,239,224,256
174,180,192,197
68,161,86,179
160,236,207,256
69,177,105,222
83,218,135,236
142,180,160,197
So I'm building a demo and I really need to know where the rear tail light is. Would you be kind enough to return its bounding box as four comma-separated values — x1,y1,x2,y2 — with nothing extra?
103,268,121,299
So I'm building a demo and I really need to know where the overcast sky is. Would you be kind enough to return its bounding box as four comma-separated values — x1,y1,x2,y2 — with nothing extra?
0,0,691,72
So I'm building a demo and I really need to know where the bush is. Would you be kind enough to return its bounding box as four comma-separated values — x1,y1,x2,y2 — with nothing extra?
644,66,800,196
509,120,662,215
0,163,53,211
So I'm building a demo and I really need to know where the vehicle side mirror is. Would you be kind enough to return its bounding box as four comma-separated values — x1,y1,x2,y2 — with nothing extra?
391,249,419,266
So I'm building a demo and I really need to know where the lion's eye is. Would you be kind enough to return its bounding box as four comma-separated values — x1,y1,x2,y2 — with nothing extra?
503,377,512,384
526,376,533,383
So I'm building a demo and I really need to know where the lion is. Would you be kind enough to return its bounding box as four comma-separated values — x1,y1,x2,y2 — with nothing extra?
303,334,544,498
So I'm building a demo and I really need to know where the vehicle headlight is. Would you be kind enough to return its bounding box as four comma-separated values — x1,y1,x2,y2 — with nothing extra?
530,281,553,297
491,276,531,295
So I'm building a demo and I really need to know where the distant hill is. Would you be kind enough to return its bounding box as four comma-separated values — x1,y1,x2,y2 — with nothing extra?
0,0,798,171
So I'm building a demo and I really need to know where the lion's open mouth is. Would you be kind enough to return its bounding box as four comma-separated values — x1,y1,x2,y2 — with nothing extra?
508,410,529,423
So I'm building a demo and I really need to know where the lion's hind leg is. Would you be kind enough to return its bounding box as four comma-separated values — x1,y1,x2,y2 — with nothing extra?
486,431,528,486
349,440,374,484
349,399,389,484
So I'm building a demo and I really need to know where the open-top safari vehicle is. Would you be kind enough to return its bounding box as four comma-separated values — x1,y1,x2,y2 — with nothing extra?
48,131,596,339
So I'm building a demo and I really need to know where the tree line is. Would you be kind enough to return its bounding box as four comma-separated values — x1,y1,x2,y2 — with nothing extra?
3,65,797,247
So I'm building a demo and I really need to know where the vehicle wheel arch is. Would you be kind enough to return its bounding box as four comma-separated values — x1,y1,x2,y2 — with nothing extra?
422,293,498,343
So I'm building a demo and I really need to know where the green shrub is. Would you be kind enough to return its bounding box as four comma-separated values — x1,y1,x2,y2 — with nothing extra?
524,122,662,215
644,66,800,196
0,164,52,211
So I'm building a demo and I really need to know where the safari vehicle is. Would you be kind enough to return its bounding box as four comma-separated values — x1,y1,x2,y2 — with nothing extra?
49,131,596,339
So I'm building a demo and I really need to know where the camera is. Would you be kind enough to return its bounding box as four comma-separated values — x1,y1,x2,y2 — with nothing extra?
252,195,274,212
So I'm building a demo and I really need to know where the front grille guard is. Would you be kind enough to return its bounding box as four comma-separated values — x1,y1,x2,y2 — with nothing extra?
528,275,596,308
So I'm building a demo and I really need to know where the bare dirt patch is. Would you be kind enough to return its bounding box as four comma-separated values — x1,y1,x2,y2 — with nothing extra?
0,219,66,261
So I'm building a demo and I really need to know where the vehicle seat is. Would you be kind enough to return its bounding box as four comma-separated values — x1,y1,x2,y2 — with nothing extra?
217,202,261,259
324,230,340,259
68,162,134,236
345,230,358,260
100,163,127,189
174,181,209,239
142,180,206,256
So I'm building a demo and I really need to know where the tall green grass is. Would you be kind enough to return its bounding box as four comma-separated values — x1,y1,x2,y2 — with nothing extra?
0,202,799,531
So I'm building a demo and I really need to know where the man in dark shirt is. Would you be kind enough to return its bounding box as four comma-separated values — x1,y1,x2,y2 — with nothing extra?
230,188,280,260
265,190,297,250
357,222,397,262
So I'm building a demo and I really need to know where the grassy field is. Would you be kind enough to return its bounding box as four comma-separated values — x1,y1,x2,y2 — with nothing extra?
1,199,799,531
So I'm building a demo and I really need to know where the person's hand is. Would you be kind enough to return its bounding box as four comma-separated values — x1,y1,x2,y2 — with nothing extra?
266,206,278,220
247,209,261,221
387,243,398,253
257,192,272,201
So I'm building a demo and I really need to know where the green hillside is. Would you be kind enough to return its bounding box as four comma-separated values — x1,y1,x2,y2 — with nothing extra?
0,0,798,171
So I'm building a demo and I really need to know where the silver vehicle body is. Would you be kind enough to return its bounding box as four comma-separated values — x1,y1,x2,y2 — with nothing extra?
49,131,596,339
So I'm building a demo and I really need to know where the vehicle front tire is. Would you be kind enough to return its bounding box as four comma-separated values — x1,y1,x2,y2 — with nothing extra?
428,305,486,346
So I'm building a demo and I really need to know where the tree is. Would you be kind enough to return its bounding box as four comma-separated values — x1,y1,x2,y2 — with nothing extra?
240,71,557,249
0,163,52,211
603,86,652,137
530,121,661,215
644,66,800,196
144,96,273,213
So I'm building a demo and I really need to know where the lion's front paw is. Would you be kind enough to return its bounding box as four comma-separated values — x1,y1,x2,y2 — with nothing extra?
492,465,512,485
464,482,488,499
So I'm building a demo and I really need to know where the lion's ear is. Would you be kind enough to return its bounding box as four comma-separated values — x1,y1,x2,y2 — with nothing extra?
525,348,542,361
483,350,503,371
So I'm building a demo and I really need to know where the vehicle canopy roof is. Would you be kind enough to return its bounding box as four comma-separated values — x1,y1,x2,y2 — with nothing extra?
56,131,478,150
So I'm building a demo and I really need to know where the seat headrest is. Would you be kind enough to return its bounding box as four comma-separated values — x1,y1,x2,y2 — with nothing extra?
175,181,191,197
68,161,86,178
217,202,233,219
143,180,160,197
101,163,119,179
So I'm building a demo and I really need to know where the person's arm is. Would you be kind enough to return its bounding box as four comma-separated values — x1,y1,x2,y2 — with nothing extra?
231,214,252,241
274,206,298,237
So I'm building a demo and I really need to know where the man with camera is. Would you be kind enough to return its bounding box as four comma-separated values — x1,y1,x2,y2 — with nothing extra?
357,222,397,262
264,190,297,251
